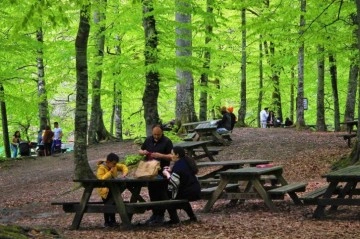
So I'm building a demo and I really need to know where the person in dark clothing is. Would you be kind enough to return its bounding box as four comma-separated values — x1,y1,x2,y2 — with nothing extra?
139,124,174,225
285,117,293,127
216,106,233,141
162,146,201,224
227,106,237,131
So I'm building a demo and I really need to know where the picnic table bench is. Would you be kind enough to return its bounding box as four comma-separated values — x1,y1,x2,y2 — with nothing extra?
202,166,307,212
338,120,358,147
51,178,191,229
174,140,216,161
312,165,360,218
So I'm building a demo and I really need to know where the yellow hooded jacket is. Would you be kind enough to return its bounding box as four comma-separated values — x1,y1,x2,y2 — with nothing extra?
96,161,129,199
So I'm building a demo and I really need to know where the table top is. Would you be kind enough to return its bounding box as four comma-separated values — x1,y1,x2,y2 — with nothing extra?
196,159,272,168
182,120,211,127
219,165,283,176
195,122,218,130
174,140,213,148
73,177,165,185
323,165,360,181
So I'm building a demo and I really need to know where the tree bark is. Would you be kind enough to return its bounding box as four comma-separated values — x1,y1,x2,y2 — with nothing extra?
329,54,340,132
238,8,247,127
316,45,326,131
199,0,213,121
296,0,306,127
142,0,160,136
175,0,197,124
88,0,113,144
74,4,95,180
0,84,11,158
36,28,50,130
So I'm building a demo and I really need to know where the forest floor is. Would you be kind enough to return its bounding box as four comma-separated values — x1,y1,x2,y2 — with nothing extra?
1,127,360,239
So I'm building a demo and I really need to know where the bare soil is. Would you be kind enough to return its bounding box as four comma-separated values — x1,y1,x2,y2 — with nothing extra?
1,127,359,239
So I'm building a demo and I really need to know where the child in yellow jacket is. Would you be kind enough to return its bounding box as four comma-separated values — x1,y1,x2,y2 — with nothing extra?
96,153,128,227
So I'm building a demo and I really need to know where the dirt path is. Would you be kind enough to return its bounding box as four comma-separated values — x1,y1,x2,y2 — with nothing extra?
1,127,359,239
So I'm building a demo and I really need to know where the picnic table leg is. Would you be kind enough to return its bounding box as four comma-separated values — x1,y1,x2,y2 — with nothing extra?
109,184,131,226
203,178,229,212
251,179,278,212
70,185,93,230
313,182,338,218
329,181,357,211
201,145,215,162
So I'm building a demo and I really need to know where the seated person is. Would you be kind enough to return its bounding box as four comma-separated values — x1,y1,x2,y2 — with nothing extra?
216,106,232,133
267,111,275,127
285,117,293,126
162,146,200,224
96,153,128,227
227,106,237,131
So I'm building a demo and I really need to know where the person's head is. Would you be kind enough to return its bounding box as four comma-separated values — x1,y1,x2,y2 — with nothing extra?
227,106,234,113
14,131,20,137
54,122,59,128
152,124,163,142
45,125,51,130
220,106,227,114
171,146,186,161
264,107,269,111
106,153,120,168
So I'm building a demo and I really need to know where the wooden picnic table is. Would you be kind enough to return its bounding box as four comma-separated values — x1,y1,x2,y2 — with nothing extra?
312,165,360,218
338,120,358,147
181,120,211,133
174,140,215,161
194,122,229,146
197,159,272,180
202,166,307,212
52,178,190,229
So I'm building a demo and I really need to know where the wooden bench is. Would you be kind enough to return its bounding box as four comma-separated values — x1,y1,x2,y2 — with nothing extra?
336,133,357,147
267,182,307,204
300,186,342,205
52,199,190,215
193,146,223,156
200,183,239,199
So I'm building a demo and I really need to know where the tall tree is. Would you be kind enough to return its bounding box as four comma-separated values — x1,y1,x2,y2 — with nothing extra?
88,0,113,144
142,0,161,136
238,7,247,127
296,0,306,127
199,0,214,121
74,4,94,180
36,28,50,130
316,45,326,131
175,0,197,124
329,54,340,131
0,84,11,158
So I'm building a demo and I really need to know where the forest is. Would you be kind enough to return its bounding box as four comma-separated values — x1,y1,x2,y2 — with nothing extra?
1,0,360,161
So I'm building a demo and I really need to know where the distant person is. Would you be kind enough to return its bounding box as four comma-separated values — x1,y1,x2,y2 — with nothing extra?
285,117,293,127
162,146,201,224
138,124,174,225
96,153,128,227
267,111,275,127
42,125,54,156
10,131,21,159
51,122,63,154
216,106,233,141
227,106,237,131
260,107,269,128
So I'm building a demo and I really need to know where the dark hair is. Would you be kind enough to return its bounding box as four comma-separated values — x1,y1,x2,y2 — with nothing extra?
13,131,21,137
107,153,119,163
172,146,198,174
152,124,163,131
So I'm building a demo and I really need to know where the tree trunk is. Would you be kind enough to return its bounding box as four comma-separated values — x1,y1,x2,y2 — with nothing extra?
36,28,50,130
329,54,340,132
88,0,113,144
0,84,11,158
142,0,160,136
238,8,247,127
199,0,213,121
74,4,95,180
316,45,326,131
296,0,306,127
175,0,197,124
257,37,264,128
290,66,295,122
